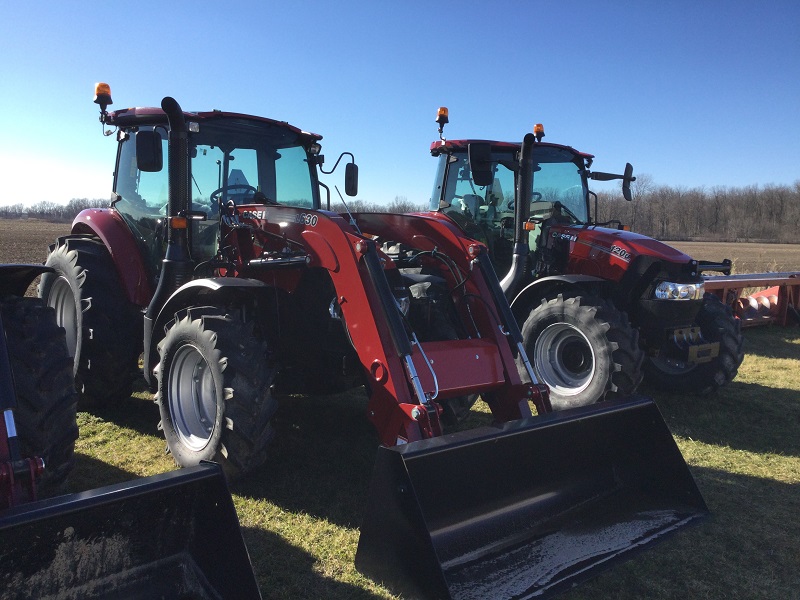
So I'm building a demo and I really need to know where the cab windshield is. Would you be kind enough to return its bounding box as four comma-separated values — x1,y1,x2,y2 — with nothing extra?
113,118,317,273
433,145,588,226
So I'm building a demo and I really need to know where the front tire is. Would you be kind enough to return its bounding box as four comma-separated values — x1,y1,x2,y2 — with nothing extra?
155,308,278,478
644,293,744,394
39,236,141,406
1,295,78,494
518,293,644,410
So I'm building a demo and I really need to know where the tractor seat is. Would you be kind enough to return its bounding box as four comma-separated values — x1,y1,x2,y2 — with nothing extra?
461,194,483,220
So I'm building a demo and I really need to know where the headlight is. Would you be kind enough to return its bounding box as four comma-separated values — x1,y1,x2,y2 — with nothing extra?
654,281,704,300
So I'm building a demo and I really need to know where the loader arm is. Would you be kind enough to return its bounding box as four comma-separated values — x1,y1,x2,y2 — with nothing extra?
320,211,544,431
227,204,542,444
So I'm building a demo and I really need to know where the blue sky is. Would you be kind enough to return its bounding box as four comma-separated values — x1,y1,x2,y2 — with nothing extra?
1,1,798,208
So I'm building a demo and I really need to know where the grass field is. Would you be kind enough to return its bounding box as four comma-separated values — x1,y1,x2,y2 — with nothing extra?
3,218,800,599
666,240,800,274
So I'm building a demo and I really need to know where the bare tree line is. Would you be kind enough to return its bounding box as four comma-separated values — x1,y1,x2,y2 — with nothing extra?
0,198,109,221
595,176,800,243
337,196,427,214
0,196,427,222
4,183,799,244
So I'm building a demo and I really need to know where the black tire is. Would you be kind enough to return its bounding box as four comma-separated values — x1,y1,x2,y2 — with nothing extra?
644,293,744,394
38,236,141,406
517,293,644,410
155,308,278,479
1,295,78,494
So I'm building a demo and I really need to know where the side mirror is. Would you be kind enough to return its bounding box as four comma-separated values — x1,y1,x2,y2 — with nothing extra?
136,130,163,172
622,163,635,202
345,162,358,197
468,143,494,187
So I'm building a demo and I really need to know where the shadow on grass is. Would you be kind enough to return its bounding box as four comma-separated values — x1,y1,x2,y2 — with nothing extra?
233,389,506,529
78,382,162,439
739,325,800,360
643,378,800,457
72,385,378,528
232,388,379,529
243,527,384,600
65,454,147,494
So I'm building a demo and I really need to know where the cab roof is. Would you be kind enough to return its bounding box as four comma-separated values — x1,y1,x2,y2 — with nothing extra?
106,106,323,143
430,139,594,160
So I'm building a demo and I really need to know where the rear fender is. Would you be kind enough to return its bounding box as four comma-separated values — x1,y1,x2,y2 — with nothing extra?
510,274,605,321
71,208,153,306
0,265,53,297
143,278,276,387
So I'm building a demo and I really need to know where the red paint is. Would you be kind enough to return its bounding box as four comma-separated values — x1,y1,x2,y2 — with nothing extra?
71,209,154,306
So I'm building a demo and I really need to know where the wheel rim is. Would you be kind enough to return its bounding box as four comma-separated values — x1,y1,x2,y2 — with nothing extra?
49,277,78,360
534,322,595,396
168,344,217,451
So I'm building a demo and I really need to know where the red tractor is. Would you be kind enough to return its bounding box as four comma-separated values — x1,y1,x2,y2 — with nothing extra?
35,85,708,599
429,110,745,409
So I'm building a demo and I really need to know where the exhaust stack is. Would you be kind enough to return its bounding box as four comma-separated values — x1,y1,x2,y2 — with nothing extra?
143,97,196,383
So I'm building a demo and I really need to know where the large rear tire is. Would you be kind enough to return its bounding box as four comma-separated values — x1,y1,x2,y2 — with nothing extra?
1,295,78,494
155,309,278,479
518,293,644,410
39,236,141,406
644,293,744,394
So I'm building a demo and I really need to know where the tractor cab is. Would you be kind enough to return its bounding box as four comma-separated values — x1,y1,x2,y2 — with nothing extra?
430,135,592,272
430,113,636,279
109,110,323,280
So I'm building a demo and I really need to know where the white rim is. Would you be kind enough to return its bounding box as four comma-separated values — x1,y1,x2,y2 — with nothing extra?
168,344,217,451
534,323,595,396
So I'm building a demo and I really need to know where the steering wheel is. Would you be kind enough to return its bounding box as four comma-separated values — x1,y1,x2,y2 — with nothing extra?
210,184,258,204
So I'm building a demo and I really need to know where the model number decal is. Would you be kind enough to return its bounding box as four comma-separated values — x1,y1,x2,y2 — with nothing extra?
610,244,632,262
295,213,318,226
552,231,577,242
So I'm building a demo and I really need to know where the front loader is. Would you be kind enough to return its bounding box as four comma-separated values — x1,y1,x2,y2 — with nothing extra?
37,84,707,599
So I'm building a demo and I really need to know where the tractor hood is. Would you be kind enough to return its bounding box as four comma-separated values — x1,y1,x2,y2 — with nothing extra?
572,226,692,263
549,224,698,284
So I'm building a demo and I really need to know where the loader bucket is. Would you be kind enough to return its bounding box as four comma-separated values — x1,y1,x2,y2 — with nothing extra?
356,396,707,600
0,462,261,600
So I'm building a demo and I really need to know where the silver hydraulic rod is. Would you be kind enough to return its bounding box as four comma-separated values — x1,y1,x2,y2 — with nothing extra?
403,354,431,407
516,340,540,385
